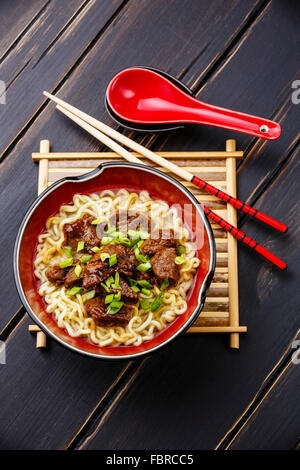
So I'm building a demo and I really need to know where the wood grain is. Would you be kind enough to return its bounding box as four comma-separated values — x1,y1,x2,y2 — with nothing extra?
0,0,49,61
225,140,239,348
0,0,299,450
227,331,300,450
0,0,125,159
0,316,128,450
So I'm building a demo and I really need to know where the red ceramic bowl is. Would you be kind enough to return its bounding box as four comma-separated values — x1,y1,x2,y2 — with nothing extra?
14,162,215,360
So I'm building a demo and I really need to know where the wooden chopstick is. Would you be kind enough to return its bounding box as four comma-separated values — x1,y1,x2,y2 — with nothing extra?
43,91,287,234
43,91,287,270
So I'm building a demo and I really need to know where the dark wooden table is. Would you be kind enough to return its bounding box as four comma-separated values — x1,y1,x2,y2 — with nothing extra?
0,0,299,451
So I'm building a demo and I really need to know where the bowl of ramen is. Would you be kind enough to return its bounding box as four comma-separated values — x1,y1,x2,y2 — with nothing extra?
14,162,215,359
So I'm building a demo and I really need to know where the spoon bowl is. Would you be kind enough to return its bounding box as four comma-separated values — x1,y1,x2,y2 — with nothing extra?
106,67,281,140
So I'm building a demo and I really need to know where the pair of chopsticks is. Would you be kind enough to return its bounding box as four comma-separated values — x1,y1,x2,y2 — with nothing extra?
43,91,287,270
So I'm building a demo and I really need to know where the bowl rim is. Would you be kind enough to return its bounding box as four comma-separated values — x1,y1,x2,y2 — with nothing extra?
13,161,216,360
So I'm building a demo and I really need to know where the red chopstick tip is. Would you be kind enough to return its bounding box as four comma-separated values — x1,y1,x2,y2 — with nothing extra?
254,244,287,270
255,211,288,233
276,260,287,271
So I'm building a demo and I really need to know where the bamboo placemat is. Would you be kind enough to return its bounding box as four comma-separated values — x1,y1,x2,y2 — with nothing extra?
32,138,247,349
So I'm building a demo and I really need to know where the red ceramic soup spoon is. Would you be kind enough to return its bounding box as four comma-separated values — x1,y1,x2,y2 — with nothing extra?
106,67,281,140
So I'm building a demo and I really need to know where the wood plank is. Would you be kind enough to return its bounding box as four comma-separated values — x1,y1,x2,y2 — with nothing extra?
0,315,128,450
0,0,125,158
0,0,48,59
226,332,300,450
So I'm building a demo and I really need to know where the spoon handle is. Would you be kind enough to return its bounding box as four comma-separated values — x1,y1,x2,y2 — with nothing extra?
187,98,281,140
204,207,287,270
192,176,287,233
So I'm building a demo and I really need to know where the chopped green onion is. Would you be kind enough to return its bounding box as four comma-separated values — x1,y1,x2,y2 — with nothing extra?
64,247,72,258
81,254,92,264
141,288,151,296
141,299,151,311
59,257,73,269
175,256,187,265
130,239,139,249
110,231,126,239
127,229,139,239
119,237,131,247
151,293,164,312
74,264,82,278
100,282,111,293
100,253,110,262
137,279,153,289
109,254,117,267
76,241,84,252
110,300,123,308
128,278,137,287
110,284,121,291
138,230,150,240
176,245,185,255
114,291,122,301
114,272,120,288
91,246,100,253
106,276,115,288
91,217,108,225
107,301,124,315
136,253,148,263
134,247,140,256
82,289,95,303
101,237,112,245
127,230,149,247
131,285,140,293
137,262,152,272
67,286,83,296
160,278,170,291
105,294,114,304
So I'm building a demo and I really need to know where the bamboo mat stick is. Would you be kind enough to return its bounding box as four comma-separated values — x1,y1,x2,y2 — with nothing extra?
29,139,49,349
32,151,243,160
226,139,240,349
38,140,49,196
187,326,247,333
